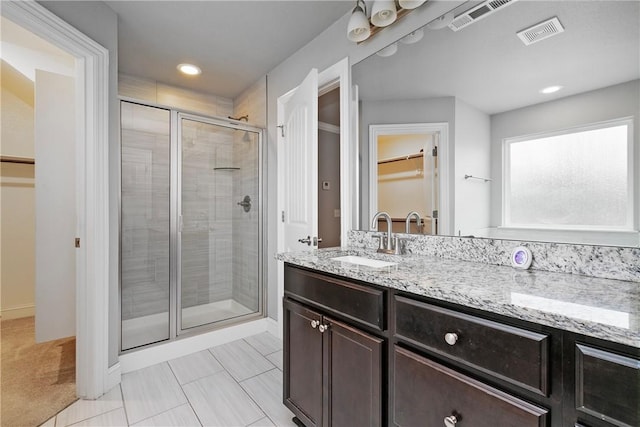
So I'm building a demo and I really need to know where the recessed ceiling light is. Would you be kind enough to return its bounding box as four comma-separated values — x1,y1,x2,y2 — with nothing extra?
177,63,201,76
540,85,562,94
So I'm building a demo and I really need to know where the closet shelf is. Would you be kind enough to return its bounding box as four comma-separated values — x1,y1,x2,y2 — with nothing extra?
377,152,423,165
213,167,240,171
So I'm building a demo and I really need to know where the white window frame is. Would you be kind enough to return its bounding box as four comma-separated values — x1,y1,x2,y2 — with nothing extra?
502,117,635,233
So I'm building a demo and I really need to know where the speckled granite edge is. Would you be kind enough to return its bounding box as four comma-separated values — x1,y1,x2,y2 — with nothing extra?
277,248,640,348
348,230,640,283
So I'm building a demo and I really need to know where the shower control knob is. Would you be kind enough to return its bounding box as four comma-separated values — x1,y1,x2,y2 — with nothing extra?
310,320,319,328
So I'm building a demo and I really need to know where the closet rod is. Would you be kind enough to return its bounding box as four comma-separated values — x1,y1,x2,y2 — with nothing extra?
1,156,35,165
464,174,491,182
378,152,423,165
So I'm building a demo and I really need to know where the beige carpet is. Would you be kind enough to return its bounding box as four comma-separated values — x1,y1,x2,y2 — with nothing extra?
1,317,77,427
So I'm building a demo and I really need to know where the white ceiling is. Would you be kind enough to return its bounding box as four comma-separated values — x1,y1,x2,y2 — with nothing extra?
105,0,354,99
0,16,75,81
353,0,640,115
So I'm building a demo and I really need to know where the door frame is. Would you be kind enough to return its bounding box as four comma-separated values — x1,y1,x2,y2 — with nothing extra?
276,57,354,336
368,123,450,235
2,1,113,398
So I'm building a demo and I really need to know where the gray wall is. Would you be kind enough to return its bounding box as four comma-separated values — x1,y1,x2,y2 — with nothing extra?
38,0,120,367
454,98,491,237
490,79,640,227
265,1,466,319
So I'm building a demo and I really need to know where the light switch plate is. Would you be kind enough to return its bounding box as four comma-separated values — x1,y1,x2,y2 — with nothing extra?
322,181,330,190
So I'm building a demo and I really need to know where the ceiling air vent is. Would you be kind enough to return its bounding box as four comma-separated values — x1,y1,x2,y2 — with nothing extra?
448,0,518,31
517,17,565,46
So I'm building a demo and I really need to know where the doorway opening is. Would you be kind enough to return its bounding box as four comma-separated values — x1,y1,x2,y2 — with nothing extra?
318,87,341,248
1,14,78,426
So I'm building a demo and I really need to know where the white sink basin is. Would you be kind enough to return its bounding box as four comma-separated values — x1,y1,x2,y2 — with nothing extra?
330,255,397,268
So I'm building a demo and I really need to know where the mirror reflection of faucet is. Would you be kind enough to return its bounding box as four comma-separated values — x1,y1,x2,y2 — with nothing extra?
405,211,422,234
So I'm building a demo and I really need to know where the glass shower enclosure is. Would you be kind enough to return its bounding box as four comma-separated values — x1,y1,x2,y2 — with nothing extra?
120,101,263,351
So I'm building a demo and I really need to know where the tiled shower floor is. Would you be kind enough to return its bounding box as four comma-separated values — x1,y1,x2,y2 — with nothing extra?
41,332,295,426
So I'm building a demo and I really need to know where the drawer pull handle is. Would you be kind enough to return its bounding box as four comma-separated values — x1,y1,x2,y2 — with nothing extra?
310,320,319,328
444,332,458,346
444,415,458,427
319,324,330,333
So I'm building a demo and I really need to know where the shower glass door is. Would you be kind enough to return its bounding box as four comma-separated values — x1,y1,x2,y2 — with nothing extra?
179,115,262,331
121,102,171,350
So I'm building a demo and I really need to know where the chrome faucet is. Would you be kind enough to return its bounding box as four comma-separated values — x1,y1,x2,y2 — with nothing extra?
371,211,395,254
405,211,422,234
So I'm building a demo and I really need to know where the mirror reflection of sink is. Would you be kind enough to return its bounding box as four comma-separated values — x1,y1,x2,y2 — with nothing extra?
330,255,397,269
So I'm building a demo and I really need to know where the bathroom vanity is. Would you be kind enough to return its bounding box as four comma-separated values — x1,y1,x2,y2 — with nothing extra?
279,248,639,427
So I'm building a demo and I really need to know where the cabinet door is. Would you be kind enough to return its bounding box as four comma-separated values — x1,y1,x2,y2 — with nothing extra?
284,299,323,427
325,318,383,427
393,345,548,427
575,344,639,427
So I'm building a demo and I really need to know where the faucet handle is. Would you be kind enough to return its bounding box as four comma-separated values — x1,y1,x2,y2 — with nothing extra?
394,236,407,255
372,234,386,251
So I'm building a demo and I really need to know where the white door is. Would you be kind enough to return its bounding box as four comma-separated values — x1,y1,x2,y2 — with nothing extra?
34,70,76,342
280,69,319,252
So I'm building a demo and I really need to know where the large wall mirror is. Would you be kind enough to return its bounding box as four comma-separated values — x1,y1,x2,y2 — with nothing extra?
354,0,640,247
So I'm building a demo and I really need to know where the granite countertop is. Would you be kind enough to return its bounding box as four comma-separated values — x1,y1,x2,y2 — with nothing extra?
277,247,640,349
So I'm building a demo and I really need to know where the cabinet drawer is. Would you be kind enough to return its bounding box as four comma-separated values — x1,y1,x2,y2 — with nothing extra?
393,346,548,427
284,265,385,330
575,344,639,427
394,295,549,395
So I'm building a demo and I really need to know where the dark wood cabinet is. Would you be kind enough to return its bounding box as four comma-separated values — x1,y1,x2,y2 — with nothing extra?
395,295,550,396
572,343,639,427
325,317,383,427
284,299,323,427
283,263,639,427
393,345,549,427
283,267,384,427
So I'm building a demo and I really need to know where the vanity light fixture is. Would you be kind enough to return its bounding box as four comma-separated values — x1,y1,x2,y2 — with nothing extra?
400,28,424,44
347,0,428,43
347,0,371,42
426,11,454,30
177,63,201,76
540,85,562,94
376,42,398,57
371,0,398,27
398,0,427,9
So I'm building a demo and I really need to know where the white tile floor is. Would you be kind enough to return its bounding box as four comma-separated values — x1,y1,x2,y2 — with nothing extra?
42,332,296,427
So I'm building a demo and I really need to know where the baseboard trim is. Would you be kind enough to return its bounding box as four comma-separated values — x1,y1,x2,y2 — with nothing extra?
104,362,121,393
266,317,281,339
1,304,35,320
118,318,271,373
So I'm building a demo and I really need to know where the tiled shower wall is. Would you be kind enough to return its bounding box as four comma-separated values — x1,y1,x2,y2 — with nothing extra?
232,77,266,311
180,120,234,308
120,103,171,321
120,75,265,320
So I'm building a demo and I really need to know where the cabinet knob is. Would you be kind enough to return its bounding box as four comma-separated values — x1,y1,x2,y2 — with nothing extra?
444,332,458,346
310,320,319,328
318,324,330,333
444,415,458,427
